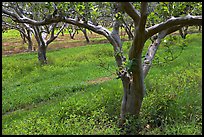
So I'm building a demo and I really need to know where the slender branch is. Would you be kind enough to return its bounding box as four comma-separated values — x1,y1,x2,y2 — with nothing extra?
3,7,111,38
55,23,66,36
46,23,66,45
50,23,57,38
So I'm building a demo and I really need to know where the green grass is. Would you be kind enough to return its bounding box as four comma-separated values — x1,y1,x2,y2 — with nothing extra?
2,29,21,42
2,33,202,135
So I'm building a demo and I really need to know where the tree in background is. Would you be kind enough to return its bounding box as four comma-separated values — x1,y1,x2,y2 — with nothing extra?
2,16,33,51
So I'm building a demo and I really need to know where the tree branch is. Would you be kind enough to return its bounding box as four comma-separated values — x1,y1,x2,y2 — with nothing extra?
119,2,141,25
143,25,184,78
145,15,202,40
46,23,66,45
139,2,148,32
2,8,63,26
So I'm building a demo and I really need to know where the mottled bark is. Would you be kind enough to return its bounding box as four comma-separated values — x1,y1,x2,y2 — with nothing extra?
119,3,147,125
127,57,145,115
143,25,184,78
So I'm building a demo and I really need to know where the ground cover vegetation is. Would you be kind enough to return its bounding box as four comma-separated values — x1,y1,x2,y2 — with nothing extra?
2,2,202,135
2,32,202,135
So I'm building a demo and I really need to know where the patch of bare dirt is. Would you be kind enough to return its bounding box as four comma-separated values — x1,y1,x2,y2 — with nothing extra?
2,32,114,55
87,76,113,85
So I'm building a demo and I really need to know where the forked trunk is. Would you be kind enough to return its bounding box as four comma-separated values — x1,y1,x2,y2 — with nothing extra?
120,55,145,125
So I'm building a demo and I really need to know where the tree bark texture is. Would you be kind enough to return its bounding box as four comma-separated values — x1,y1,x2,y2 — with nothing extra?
38,44,47,64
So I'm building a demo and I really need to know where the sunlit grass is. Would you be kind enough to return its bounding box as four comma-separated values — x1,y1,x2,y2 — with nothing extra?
2,33,202,135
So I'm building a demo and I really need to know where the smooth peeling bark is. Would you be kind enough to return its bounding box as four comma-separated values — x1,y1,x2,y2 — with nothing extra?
119,3,148,122
126,54,145,115
119,53,145,126
120,30,146,122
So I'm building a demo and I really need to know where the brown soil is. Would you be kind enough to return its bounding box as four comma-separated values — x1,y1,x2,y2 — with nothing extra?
2,31,128,56
87,76,113,85
2,32,103,55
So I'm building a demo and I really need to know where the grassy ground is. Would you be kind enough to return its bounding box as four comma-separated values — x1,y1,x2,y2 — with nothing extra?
2,31,202,135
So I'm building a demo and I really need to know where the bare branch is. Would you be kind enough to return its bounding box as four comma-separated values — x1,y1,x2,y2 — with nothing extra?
46,23,66,45
145,15,202,40
50,23,57,38
55,23,66,36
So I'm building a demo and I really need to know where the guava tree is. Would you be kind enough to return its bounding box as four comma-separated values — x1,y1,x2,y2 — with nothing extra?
2,2,202,125
2,2,66,64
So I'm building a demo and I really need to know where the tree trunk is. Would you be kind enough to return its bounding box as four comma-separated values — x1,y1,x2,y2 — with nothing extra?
82,28,90,43
122,24,133,40
198,25,202,32
179,26,188,39
124,58,145,115
125,27,133,40
27,30,33,51
38,44,47,64
127,58,145,115
61,29,64,36
70,29,76,39
20,32,27,44
27,38,33,51
120,55,145,122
